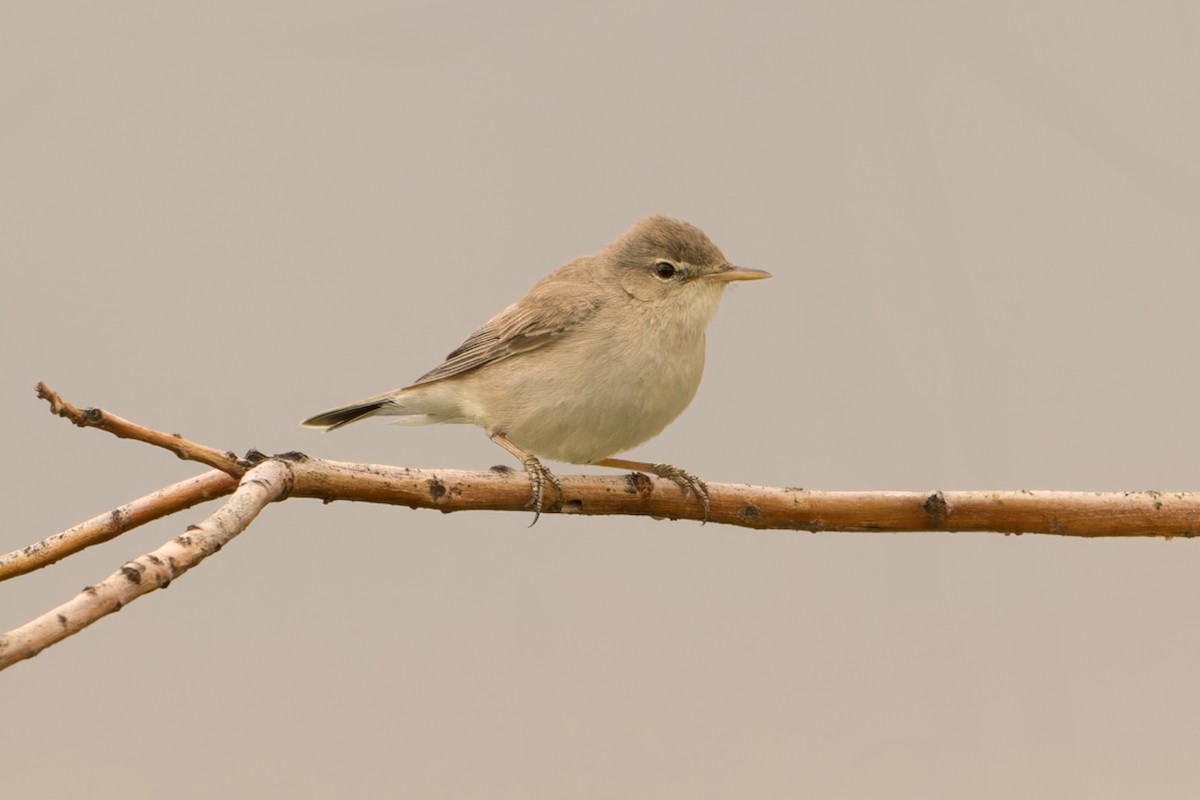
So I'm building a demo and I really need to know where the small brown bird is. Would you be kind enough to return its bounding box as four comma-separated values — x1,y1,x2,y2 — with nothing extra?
302,216,769,521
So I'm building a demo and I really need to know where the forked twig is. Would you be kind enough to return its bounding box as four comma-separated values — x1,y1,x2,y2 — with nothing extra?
0,460,291,670
0,470,237,581
2,382,1197,672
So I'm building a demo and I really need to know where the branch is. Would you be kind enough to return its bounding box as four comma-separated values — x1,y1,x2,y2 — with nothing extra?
0,460,291,670
35,382,245,475
283,460,1199,536
3,382,1196,671
0,470,237,582
27,382,1200,536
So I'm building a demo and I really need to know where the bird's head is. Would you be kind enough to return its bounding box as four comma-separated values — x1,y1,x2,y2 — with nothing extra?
603,216,770,316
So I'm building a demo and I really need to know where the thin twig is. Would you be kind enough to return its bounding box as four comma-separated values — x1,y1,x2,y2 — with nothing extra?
36,382,244,475
0,470,237,582
0,460,292,670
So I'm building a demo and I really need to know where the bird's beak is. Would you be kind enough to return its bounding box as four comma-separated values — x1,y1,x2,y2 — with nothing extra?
706,264,772,282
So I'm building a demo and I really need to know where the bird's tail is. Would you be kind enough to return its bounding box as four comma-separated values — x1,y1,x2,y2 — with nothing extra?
301,398,391,431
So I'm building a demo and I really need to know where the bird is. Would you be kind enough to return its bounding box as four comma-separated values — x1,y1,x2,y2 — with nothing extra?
301,215,770,522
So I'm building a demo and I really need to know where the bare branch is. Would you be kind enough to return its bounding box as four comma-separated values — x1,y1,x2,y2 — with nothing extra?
0,460,292,670
36,382,244,475
0,470,237,582
26,382,1200,537
287,459,1200,537
3,382,1197,671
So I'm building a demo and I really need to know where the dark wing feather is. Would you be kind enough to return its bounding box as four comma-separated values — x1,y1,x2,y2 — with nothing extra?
409,264,605,387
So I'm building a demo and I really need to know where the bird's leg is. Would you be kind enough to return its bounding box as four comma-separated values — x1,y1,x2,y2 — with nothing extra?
489,433,562,525
593,458,711,521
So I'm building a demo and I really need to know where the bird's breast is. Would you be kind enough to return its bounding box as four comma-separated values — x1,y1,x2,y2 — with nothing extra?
472,305,709,464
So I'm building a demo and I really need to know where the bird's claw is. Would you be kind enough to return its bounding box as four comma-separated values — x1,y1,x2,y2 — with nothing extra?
522,455,562,526
649,463,711,522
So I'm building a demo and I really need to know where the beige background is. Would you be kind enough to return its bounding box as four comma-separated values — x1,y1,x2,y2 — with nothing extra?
3,2,1200,797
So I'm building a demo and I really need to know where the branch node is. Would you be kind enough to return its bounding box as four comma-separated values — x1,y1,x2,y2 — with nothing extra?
427,476,447,501
624,472,653,496
241,448,268,467
924,491,949,526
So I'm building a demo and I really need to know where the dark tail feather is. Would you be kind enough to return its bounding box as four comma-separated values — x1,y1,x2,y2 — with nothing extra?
301,399,389,431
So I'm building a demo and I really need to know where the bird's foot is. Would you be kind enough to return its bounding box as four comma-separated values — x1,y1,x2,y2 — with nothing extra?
522,454,562,526
649,463,711,522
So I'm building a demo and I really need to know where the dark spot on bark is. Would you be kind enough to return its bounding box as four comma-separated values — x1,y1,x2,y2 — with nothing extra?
176,535,193,547
1154,501,1163,510
57,614,68,628
172,432,183,438
924,491,948,526
146,554,163,566
625,472,653,495
109,508,124,528
186,524,202,532
83,585,98,596
242,448,267,465
490,464,514,474
427,476,447,500
739,504,762,522
275,450,308,462
121,563,144,584
82,407,102,424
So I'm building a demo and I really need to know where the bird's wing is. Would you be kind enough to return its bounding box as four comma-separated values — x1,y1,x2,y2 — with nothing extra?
409,267,605,387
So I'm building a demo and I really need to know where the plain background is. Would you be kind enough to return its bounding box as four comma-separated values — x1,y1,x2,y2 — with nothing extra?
3,2,1199,797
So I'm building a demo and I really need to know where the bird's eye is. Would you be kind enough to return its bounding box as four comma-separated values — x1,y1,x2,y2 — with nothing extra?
654,261,677,280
